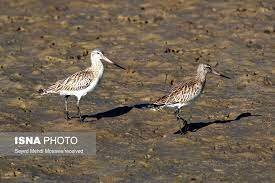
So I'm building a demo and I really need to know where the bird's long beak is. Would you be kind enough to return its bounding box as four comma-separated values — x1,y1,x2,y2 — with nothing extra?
212,69,231,79
102,55,126,70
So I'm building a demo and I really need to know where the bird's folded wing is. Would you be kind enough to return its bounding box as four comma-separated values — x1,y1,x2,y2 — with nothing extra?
169,80,196,93
46,70,95,93
154,80,196,105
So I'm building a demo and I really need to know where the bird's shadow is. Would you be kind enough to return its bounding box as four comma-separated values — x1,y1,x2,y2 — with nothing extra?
82,105,261,135
174,112,261,135
81,103,152,121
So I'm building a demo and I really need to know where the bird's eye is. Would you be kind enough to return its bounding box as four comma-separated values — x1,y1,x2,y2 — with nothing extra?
97,52,99,54
205,66,211,71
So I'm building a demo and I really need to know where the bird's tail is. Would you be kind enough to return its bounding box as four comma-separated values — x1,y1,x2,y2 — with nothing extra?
38,88,47,95
38,88,57,95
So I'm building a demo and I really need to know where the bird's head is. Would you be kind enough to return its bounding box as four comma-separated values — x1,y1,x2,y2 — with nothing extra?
197,63,230,79
90,49,125,70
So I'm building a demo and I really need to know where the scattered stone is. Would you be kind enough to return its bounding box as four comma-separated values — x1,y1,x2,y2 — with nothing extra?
145,154,151,159
16,26,24,31
82,50,89,56
13,170,21,177
164,48,171,53
153,16,164,23
236,8,247,12
263,26,274,34
53,15,59,20
170,80,174,85
263,75,272,86
32,175,40,181
76,55,81,60
253,71,259,75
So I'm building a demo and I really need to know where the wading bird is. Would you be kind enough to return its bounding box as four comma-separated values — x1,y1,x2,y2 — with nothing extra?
40,49,125,122
153,63,230,134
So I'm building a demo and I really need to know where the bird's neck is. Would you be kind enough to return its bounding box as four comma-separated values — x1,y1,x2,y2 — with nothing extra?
91,58,103,70
196,71,207,83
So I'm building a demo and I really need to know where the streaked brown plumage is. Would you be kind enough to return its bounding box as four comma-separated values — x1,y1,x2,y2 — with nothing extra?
154,79,205,108
42,68,96,94
153,63,230,134
40,49,125,121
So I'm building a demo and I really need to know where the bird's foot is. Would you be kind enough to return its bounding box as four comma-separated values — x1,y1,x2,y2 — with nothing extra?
79,115,85,123
176,116,189,135
64,112,71,121
176,113,186,122
179,122,189,135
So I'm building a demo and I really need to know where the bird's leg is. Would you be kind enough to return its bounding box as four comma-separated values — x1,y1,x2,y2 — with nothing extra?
64,95,70,120
174,108,188,134
174,109,184,133
76,99,83,122
186,106,192,122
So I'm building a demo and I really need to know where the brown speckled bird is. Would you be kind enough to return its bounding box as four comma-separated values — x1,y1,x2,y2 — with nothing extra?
40,49,125,122
153,63,230,134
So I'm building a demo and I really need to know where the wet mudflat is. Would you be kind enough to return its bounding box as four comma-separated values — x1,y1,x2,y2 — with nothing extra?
0,0,274,182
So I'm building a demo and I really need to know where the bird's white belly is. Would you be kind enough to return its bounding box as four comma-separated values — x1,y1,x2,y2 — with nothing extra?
166,103,188,109
165,89,203,109
60,78,100,98
77,79,99,96
60,66,104,98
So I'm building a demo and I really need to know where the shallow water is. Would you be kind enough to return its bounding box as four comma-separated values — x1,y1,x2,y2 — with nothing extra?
0,0,274,182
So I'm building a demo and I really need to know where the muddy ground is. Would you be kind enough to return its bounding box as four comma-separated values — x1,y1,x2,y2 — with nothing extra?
0,0,274,182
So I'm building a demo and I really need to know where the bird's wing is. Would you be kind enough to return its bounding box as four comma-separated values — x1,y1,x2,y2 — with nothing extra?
45,69,95,93
154,79,197,105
